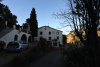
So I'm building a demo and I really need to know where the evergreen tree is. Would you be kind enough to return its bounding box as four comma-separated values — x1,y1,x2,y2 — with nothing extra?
28,8,38,41
0,3,17,31
22,18,30,29
26,18,30,23
25,8,38,41
16,24,21,30
0,0,3,2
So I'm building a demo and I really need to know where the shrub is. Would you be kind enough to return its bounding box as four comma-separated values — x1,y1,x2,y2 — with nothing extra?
37,38,49,52
63,45,100,67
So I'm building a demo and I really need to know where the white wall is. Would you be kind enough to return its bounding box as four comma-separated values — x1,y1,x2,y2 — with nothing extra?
35,26,63,45
0,29,31,47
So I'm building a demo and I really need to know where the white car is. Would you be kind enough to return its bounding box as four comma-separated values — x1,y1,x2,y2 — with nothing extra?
6,41,29,52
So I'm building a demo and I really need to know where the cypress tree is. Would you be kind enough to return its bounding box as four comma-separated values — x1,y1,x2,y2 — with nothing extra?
29,8,38,41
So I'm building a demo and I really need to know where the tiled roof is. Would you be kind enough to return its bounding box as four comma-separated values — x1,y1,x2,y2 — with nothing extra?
38,26,62,32
0,28,13,39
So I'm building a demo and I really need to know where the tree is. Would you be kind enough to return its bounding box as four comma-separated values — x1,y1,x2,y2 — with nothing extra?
73,37,80,43
24,8,38,41
69,0,99,49
30,8,38,37
22,18,30,29
68,2,100,65
0,0,3,2
0,3,17,31
23,23,28,28
37,38,49,51
63,35,67,44
16,24,21,30
26,18,30,23
67,30,81,43
57,0,99,48
57,0,100,66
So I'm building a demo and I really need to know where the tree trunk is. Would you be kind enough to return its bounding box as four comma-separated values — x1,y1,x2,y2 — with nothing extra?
86,27,98,67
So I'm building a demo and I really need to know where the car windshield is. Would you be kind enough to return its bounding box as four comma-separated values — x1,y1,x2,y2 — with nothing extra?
19,41,27,44
8,42,19,46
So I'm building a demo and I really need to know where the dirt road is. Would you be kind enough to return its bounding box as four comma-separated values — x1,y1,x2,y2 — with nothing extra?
26,51,66,67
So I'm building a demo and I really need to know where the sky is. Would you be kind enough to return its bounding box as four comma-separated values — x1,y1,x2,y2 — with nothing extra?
1,0,71,35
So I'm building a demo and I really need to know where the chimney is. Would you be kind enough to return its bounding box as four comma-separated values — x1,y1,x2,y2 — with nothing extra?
28,25,30,31
19,28,21,31
13,25,16,29
5,21,7,28
22,26,23,30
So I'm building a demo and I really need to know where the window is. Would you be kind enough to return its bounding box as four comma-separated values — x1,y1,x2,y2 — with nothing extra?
49,32,51,35
57,36,59,39
8,42,19,46
40,32,43,35
49,37,51,40
45,27,46,30
56,31,59,35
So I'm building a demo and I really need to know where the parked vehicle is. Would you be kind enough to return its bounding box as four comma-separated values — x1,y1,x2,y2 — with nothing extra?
0,41,6,50
6,41,29,52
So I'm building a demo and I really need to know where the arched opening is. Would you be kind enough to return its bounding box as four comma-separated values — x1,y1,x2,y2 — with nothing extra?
21,34,27,42
28,36,32,42
14,35,18,41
